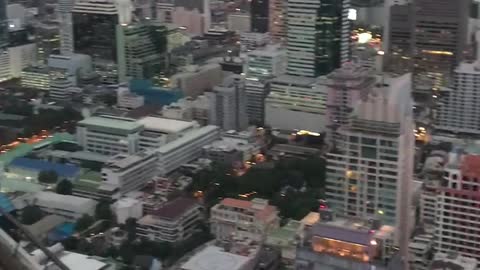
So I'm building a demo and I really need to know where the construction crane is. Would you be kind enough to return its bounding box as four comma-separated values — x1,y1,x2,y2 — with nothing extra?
0,207,69,270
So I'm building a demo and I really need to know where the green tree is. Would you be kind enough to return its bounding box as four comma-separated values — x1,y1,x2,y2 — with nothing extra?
56,179,73,195
76,214,95,232
21,205,43,225
95,201,114,221
38,170,58,184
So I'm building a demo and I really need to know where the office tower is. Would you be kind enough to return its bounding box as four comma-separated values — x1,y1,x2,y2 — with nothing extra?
49,75,74,101
435,152,480,260
207,75,249,131
322,63,375,135
157,0,211,35
265,76,327,132
251,0,269,33
245,45,286,125
436,61,480,135
326,75,414,257
116,22,168,82
0,0,8,48
286,0,342,77
383,0,412,73
72,0,133,84
412,0,469,88
58,0,75,55
269,0,286,43
340,0,351,64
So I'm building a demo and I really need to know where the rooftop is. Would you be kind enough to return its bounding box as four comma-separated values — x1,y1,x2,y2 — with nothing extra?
138,116,196,134
34,191,97,213
151,197,199,220
181,246,251,270
267,220,302,243
10,158,80,178
78,115,142,133
156,125,219,154
103,151,155,171
271,75,317,86
219,198,277,221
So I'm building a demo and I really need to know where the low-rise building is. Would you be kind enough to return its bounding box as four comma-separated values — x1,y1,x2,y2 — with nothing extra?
117,85,145,110
203,136,261,166
155,125,220,176
137,197,204,243
101,151,157,195
30,191,97,221
265,220,304,266
113,197,143,224
138,116,198,150
408,234,434,270
162,95,210,125
76,115,143,156
210,198,280,241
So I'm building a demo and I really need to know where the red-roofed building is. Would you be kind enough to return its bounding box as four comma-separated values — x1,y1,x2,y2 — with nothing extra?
137,197,204,242
435,154,480,260
210,198,279,241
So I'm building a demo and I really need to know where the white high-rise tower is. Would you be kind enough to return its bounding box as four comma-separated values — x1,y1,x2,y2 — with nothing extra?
59,0,75,55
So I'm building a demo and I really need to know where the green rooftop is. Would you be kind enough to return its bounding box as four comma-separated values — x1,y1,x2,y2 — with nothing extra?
74,170,103,192
78,116,142,134
266,220,302,244
0,132,75,166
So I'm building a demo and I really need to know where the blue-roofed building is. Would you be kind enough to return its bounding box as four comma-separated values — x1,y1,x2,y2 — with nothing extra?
0,193,15,215
8,157,80,182
129,79,183,106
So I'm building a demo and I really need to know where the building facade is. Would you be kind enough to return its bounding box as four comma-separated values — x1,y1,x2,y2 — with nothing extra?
251,0,269,33
411,0,469,88
210,198,280,241
76,115,143,156
286,0,342,77
101,151,157,194
269,0,286,43
207,75,249,131
326,91,414,256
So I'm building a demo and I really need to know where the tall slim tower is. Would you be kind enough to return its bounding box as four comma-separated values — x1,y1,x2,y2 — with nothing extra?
326,74,414,257
412,0,469,88
286,0,342,77
58,0,75,55
269,0,286,43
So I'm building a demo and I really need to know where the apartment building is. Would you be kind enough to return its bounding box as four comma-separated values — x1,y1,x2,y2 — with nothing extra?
408,234,434,270
326,88,414,256
101,151,157,195
137,197,204,242
76,115,143,156
436,62,480,135
434,153,480,260
156,125,220,176
210,198,280,241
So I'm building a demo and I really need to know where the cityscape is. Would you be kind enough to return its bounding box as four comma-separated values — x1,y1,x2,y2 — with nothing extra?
0,0,477,269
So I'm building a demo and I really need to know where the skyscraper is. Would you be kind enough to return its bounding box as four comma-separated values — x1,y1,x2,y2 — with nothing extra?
251,0,269,33
72,0,134,84
116,22,168,82
326,74,414,256
286,0,343,77
208,75,249,131
0,0,8,49
58,0,75,55
411,0,469,88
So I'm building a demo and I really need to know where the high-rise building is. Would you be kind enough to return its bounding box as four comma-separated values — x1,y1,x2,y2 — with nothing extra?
207,75,249,131
321,63,376,135
265,75,328,132
58,0,75,55
411,0,469,88
383,0,412,73
251,0,269,33
116,22,168,82
245,45,286,125
326,75,414,256
436,61,480,135
286,0,343,77
0,0,8,49
434,152,480,260
72,0,134,84
269,0,286,43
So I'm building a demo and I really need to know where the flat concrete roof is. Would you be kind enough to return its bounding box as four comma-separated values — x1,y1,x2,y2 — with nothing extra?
138,116,195,134
78,116,142,132
181,246,250,270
